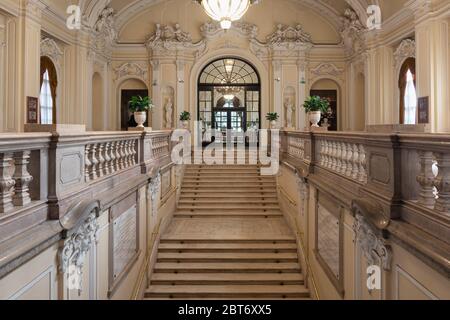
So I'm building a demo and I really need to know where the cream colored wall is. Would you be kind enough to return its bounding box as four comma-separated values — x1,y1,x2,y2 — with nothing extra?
277,164,450,300
0,0,449,133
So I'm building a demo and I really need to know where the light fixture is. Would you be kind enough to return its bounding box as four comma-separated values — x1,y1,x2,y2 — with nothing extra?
217,86,241,101
225,59,234,73
195,0,260,30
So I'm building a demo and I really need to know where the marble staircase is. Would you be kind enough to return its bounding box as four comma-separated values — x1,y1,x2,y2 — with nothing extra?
145,164,310,300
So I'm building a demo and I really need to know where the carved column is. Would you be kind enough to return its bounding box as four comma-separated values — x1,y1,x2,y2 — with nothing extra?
434,152,450,214
416,151,436,206
297,60,308,130
12,151,33,206
176,60,185,128
0,153,15,213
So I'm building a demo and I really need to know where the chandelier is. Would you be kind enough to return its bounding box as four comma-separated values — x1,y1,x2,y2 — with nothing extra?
217,86,241,100
195,0,260,30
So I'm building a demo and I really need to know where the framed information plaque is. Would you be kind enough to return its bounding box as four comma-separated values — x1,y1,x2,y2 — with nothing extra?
26,96,39,124
418,96,429,124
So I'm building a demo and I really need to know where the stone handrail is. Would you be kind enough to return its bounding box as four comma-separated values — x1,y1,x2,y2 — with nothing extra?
0,130,174,279
281,129,450,277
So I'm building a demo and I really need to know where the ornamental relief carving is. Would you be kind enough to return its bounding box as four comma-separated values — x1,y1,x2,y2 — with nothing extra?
148,172,161,217
340,8,367,55
311,63,344,77
394,39,415,69
145,23,206,55
114,62,148,81
59,210,99,291
91,6,117,55
41,38,63,66
353,214,392,270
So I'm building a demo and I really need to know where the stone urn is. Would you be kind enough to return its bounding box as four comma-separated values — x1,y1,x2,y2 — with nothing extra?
309,111,322,128
134,111,147,128
181,120,189,129
270,120,277,129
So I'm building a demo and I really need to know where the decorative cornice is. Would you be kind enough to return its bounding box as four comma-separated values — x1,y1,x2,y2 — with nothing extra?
40,38,63,65
114,62,148,81
201,21,258,40
311,63,344,77
394,39,415,67
145,23,206,55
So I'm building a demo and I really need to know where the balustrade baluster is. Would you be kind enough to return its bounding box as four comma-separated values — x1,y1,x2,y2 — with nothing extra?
124,140,131,168
331,141,337,171
104,142,112,175
12,151,33,207
325,141,331,168
118,140,125,170
85,145,92,182
131,140,137,165
345,143,353,177
337,142,343,173
340,142,348,175
358,144,367,183
416,151,436,206
89,144,99,181
434,152,450,214
110,141,118,173
0,153,15,213
96,143,105,178
352,144,360,180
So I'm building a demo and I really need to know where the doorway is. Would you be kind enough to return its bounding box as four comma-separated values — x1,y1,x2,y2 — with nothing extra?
198,58,261,144
121,89,149,131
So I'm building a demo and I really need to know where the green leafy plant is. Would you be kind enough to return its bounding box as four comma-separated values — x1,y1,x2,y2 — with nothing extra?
179,111,191,121
302,96,330,113
266,112,279,121
129,96,153,113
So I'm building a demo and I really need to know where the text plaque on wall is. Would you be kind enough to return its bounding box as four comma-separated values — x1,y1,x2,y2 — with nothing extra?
113,205,138,280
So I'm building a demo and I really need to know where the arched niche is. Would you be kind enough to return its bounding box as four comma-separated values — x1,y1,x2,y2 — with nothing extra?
92,72,104,130
116,77,150,131
162,86,175,129
310,78,341,131
283,86,296,128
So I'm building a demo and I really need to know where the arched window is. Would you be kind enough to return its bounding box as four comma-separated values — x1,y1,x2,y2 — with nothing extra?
399,58,416,124
39,56,57,124
39,70,53,124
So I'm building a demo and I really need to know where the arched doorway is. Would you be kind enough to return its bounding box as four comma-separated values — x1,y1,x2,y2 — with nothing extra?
198,57,261,141
310,79,341,131
118,78,149,131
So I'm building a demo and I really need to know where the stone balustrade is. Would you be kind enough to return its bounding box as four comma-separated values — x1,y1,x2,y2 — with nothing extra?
0,133,50,214
0,131,173,216
282,131,450,216
398,134,450,215
85,137,138,183
318,139,367,184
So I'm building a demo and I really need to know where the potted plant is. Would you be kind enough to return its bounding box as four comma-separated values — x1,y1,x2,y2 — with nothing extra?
129,95,153,128
302,96,330,128
179,111,191,129
266,112,279,129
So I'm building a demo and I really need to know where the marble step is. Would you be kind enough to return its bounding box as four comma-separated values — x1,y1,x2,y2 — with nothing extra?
157,252,298,263
174,210,283,217
178,199,279,205
150,273,305,286
180,194,278,199
145,285,310,299
177,205,280,210
158,242,297,252
180,189,277,193
153,262,301,274
182,183,276,188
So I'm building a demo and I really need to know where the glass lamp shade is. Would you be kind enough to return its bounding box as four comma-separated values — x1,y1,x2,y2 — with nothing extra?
200,0,251,29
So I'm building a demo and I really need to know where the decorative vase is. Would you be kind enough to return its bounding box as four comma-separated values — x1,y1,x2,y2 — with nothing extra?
181,120,189,129
134,111,147,128
270,120,277,129
309,111,322,128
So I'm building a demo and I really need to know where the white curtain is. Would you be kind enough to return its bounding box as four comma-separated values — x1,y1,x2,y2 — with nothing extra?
403,69,417,125
39,69,53,125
